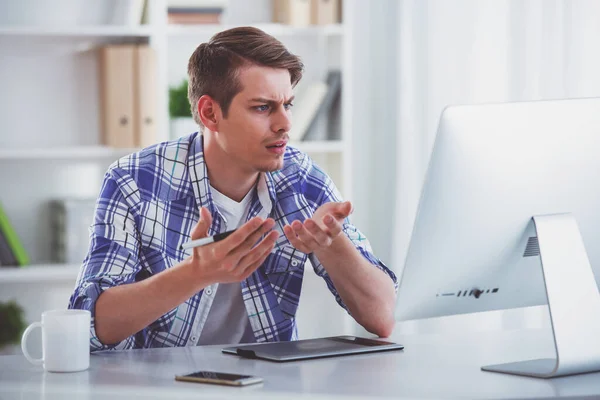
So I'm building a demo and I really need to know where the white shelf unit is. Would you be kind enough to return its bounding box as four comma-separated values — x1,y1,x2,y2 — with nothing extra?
0,0,353,339
0,0,350,267
0,25,154,38
0,264,80,283
0,146,140,161
167,23,344,37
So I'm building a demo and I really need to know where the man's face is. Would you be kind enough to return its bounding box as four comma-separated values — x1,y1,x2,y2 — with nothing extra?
214,65,294,173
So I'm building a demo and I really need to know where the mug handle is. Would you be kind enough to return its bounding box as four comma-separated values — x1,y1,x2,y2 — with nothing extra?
21,322,43,366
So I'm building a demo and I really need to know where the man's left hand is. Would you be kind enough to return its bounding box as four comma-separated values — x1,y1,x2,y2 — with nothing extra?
283,201,352,254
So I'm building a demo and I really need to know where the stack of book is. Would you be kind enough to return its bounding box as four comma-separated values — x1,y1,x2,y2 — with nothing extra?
289,70,342,142
98,44,158,149
0,203,29,268
273,0,341,26
50,199,97,265
167,0,227,25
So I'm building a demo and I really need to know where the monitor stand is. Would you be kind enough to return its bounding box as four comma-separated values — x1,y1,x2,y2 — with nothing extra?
482,213,600,378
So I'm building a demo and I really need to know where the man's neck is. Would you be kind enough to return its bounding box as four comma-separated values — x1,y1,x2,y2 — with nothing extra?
203,132,259,202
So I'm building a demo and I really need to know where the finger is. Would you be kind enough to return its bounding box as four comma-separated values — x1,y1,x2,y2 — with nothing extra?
304,219,332,246
190,207,212,239
323,214,343,237
292,220,320,249
238,230,279,267
201,206,213,223
229,218,276,258
283,225,312,253
239,234,280,278
237,231,279,275
239,254,269,280
332,201,353,220
212,217,265,257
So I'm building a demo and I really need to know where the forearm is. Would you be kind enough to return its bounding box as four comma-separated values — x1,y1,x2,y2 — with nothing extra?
94,258,209,345
313,235,396,337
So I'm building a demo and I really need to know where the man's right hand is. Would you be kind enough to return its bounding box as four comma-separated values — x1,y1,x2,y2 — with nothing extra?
187,207,279,285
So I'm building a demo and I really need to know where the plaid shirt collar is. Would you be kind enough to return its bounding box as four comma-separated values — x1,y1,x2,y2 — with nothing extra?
188,134,276,233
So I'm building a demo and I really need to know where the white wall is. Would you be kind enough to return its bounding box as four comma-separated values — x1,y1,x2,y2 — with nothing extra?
345,0,398,267
350,0,600,335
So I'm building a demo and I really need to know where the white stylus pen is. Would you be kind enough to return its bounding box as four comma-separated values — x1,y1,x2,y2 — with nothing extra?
180,229,237,250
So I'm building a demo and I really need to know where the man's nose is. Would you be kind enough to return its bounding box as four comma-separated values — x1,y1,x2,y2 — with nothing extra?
271,106,292,133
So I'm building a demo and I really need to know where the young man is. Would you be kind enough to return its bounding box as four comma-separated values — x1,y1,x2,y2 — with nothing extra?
69,27,397,351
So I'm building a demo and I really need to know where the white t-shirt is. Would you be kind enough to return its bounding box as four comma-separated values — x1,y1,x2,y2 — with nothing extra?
197,184,257,345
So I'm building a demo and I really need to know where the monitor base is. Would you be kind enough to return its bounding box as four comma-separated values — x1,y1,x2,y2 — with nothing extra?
481,213,600,378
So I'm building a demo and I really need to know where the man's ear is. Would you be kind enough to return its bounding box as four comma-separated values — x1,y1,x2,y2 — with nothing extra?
197,95,221,132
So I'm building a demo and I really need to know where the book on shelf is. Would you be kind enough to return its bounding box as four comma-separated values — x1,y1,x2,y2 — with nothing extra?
274,0,341,26
50,199,97,265
289,70,341,142
135,45,159,148
310,0,341,25
273,0,312,26
0,202,29,267
111,0,147,26
98,44,158,149
167,0,226,24
99,45,136,149
167,0,228,7
289,81,328,142
0,227,18,267
168,12,222,25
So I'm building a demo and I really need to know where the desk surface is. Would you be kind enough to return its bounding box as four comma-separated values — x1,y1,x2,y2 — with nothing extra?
2,326,600,400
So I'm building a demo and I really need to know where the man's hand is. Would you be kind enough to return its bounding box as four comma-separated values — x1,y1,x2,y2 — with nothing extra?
283,201,352,254
188,207,280,284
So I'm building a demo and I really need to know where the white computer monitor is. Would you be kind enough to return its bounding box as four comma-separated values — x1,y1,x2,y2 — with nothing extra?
394,98,600,378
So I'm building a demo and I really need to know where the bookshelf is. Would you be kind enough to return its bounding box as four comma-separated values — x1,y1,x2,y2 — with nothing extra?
0,0,349,263
0,26,154,38
0,146,140,161
0,264,80,283
167,23,344,37
0,0,353,341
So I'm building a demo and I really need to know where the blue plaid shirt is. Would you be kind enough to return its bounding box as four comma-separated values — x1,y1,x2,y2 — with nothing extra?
69,133,397,352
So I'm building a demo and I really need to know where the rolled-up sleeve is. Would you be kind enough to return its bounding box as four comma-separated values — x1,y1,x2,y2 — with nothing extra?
302,157,398,313
68,167,143,352
309,219,398,313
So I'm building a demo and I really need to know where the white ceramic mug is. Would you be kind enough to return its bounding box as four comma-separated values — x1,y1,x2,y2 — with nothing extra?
21,309,91,372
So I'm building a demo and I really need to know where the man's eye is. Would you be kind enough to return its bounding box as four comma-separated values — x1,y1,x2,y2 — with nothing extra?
284,102,294,110
255,105,269,112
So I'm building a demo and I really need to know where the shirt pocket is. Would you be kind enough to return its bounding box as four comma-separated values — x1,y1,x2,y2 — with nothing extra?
262,244,307,320
263,244,307,274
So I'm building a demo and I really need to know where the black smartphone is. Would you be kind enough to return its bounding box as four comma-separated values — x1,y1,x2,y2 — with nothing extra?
175,370,263,387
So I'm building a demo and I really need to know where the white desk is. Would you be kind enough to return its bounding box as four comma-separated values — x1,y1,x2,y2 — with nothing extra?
2,327,600,399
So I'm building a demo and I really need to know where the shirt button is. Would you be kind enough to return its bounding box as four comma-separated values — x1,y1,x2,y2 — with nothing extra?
205,288,213,296
191,336,197,342
291,260,299,267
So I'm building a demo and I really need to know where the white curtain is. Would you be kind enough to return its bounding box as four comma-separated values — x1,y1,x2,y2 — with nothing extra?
392,0,600,333
348,0,600,334
394,0,600,278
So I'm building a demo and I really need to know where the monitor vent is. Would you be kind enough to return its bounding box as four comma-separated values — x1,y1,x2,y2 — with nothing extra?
523,236,540,257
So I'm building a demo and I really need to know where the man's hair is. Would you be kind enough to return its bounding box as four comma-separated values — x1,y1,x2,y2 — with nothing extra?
187,26,304,127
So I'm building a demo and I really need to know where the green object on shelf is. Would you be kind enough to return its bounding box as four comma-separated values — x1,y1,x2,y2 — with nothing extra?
169,79,193,118
0,203,29,266
0,301,26,349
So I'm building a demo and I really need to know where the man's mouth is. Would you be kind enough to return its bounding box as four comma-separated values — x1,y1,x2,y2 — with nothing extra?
266,140,287,149
266,140,287,154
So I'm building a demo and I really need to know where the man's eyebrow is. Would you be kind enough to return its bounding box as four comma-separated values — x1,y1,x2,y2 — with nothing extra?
249,96,295,103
